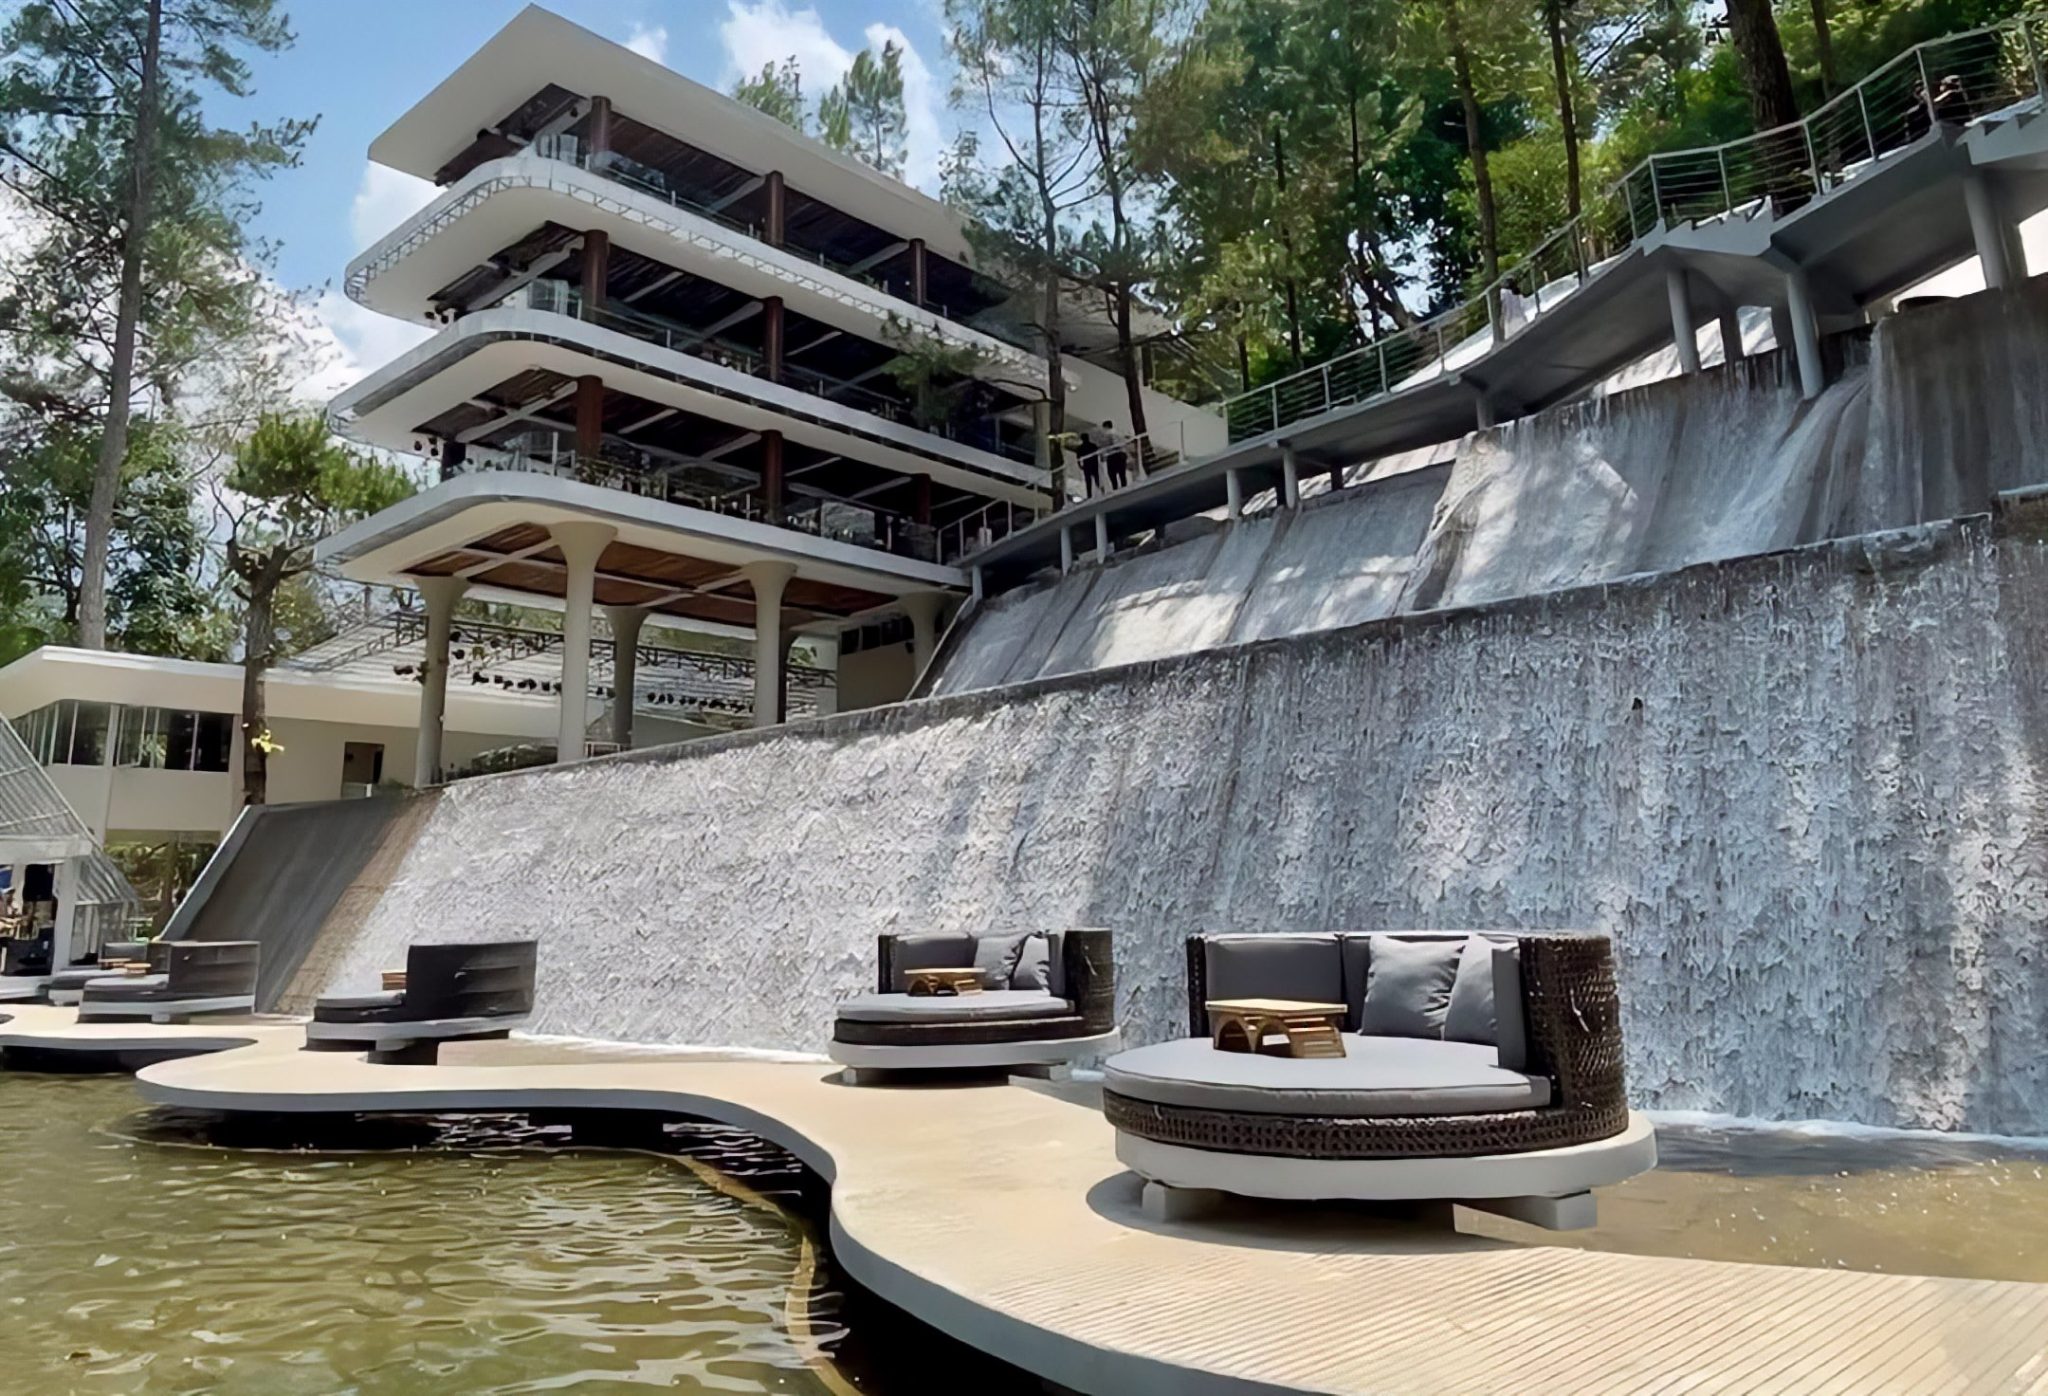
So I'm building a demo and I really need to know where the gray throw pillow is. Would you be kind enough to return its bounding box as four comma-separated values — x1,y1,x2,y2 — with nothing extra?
972,933,1030,989
1359,935,1463,1038
1443,938,1498,1047
1010,933,1052,991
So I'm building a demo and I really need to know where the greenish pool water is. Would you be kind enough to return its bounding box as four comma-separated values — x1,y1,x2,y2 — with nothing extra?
0,1072,1021,1395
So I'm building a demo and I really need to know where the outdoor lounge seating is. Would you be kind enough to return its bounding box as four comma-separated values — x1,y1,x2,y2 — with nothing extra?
829,928,1119,1079
44,940,152,1006
1103,932,1656,1228
305,940,537,1064
76,940,261,1023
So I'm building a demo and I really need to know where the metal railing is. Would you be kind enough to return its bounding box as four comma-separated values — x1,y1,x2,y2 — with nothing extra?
1069,420,1188,499
1219,13,2048,443
937,496,1046,563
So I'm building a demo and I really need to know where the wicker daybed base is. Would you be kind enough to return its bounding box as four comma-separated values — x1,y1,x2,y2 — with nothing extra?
1103,1089,1628,1160
833,1013,1093,1048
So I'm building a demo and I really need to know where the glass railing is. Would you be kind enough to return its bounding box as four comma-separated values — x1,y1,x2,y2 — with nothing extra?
445,444,945,564
511,280,1039,466
1218,13,2048,443
531,136,1035,352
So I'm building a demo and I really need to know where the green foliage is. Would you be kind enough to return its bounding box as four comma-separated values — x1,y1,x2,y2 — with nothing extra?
732,56,805,127
878,313,994,428
828,40,909,176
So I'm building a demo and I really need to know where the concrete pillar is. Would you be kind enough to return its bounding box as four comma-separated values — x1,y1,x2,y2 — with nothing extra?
970,565,984,603
1783,266,1826,400
581,229,609,314
764,170,786,246
1666,268,1701,376
1280,446,1300,509
602,605,647,749
900,592,944,678
574,374,605,462
1059,525,1074,574
762,296,784,381
412,575,469,788
50,857,80,970
741,560,797,729
1094,511,1111,560
1963,171,2017,291
1474,392,1497,430
549,522,615,762
761,430,785,524
1225,468,1244,520
1718,304,1746,364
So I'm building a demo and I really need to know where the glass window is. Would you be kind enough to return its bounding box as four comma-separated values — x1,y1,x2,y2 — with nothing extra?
192,712,233,773
66,702,110,766
165,710,198,771
14,704,59,763
116,707,171,768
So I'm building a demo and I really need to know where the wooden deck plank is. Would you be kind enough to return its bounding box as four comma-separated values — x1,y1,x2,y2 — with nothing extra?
2,1005,2043,1396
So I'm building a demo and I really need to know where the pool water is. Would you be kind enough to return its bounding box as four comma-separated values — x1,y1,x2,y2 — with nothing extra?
0,1072,1027,1395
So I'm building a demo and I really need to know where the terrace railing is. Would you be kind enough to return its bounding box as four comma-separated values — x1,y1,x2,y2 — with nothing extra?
1219,13,2048,444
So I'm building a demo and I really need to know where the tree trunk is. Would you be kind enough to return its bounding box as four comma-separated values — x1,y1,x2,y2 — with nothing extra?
1115,286,1149,460
1725,0,1802,133
1810,0,1837,99
1034,101,1067,505
1272,125,1305,366
77,0,163,650
238,568,278,808
1450,25,1502,339
1544,0,1582,219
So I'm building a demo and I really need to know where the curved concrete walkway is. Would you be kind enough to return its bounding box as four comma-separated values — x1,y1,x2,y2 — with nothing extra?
6,1005,2048,1394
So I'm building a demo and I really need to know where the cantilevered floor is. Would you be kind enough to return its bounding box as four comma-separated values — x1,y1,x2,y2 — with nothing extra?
3,1005,2045,1394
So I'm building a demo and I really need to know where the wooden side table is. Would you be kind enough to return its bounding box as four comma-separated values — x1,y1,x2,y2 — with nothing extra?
1204,999,1349,1059
381,970,408,993
906,967,984,997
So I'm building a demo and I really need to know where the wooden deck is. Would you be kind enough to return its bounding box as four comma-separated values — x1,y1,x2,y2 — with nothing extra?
4,1005,2047,1394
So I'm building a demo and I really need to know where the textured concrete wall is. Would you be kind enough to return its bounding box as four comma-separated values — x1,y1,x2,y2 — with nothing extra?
307,511,2048,1135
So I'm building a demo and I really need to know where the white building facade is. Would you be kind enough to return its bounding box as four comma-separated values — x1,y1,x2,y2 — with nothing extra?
319,5,1222,774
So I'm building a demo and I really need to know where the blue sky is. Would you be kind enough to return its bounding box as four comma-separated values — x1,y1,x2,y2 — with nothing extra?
211,1,955,379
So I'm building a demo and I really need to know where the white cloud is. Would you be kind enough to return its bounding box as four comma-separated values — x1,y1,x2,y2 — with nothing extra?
624,22,670,65
718,0,944,191
348,160,437,253
307,288,433,401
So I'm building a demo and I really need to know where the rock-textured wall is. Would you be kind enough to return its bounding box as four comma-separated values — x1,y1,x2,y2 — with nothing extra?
936,276,2048,696
310,513,2048,1135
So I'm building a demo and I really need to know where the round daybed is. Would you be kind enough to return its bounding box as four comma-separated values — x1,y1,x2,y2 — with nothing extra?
1104,931,1655,1229
830,928,1120,1079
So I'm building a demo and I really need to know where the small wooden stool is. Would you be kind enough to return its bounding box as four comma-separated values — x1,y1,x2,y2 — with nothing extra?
906,967,984,997
381,970,408,993
1204,999,1349,1059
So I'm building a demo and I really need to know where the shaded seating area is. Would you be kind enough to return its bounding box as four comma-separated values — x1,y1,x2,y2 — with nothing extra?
76,941,261,1024
1104,932,1656,1228
44,939,151,1006
830,929,1119,1080
305,940,537,1064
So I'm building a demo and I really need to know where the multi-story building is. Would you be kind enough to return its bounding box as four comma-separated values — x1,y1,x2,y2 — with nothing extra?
319,4,1223,779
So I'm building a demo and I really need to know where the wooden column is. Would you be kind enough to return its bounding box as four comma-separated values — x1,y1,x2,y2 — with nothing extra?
587,95,613,161
909,237,927,307
913,474,933,526
575,375,605,461
580,230,610,316
762,296,784,382
764,170,786,246
439,438,466,480
761,430,785,524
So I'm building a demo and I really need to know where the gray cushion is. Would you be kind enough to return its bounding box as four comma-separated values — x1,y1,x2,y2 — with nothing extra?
1203,935,1344,1005
1444,937,1528,1069
888,933,978,992
1104,1036,1551,1117
971,933,1030,989
80,973,170,1001
836,990,1071,1024
1359,935,1463,1038
317,990,406,1011
1011,933,1051,991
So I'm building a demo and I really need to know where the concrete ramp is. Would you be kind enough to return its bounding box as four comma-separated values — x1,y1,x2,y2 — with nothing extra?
171,795,435,1011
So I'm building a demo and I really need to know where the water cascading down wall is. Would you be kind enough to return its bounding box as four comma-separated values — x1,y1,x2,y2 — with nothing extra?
285,279,2048,1136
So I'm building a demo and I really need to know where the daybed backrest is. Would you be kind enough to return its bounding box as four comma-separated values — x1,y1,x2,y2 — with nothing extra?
164,940,260,997
1188,931,1530,1069
880,933,978,992
876,929,1109,1010
405,940,538,1018
1192,935,1345,1030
